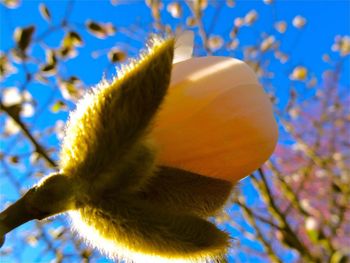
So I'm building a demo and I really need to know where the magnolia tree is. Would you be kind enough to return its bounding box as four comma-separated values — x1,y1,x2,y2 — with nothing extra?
0,0,349,262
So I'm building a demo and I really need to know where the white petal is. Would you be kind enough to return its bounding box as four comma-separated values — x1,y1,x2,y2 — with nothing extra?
173,30,194,64
2,87,22,107
21,103,34,117
5,118,20,135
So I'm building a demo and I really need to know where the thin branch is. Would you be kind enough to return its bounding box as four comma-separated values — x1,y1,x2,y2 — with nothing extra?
267,160,310,217
238,198,283,263
186,1,212,55
253,168,318,262
0,102,57,168
63,0,75,24
235,200,283,231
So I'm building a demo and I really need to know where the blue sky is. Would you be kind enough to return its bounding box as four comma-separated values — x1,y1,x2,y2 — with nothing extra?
2,0,348,109
1,0,349,262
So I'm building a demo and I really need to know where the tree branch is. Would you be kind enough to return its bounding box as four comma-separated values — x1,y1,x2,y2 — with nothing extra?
238,197,283,263
252,169,318,262
235,199,283,231
0,102,57,168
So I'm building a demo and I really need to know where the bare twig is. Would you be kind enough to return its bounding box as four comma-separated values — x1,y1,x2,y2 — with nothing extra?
0,102,57,168
253,168,318,262
238,197,283,263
